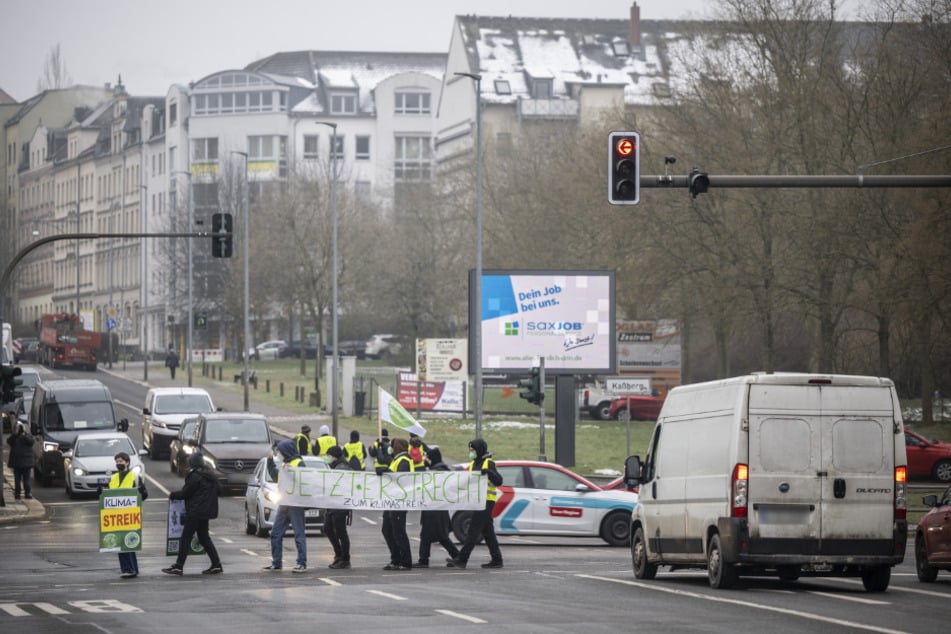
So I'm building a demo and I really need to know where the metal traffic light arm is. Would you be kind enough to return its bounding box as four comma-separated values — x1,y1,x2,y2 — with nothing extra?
642,173,951,197
0,231,225,323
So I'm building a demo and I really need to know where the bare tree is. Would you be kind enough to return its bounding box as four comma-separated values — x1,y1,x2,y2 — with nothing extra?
36,43,72,92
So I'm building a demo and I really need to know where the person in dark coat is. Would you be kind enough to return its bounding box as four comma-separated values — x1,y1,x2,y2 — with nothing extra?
447,438,504,569
165,346,180,380
6,422,35,499
381,437,414,570
162,451,223,575
415,446,460,568
324,445,352,569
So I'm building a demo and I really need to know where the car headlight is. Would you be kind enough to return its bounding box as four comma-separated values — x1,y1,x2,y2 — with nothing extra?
264,489,281,504
132,465,144,476
43,441,60,453
72,466,86,477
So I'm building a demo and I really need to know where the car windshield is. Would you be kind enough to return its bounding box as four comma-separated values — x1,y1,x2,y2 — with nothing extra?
75,436,134,458
154,394,214,415
204,419,270,443
45,402,115,431
180,420,197,438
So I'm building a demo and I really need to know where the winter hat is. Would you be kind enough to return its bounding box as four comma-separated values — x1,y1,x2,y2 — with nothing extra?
350,429,360,442
188,452,204,469
326,445,343,459
319,424,331,436
277,439,298,459
301,425,311,434
381,429,389,437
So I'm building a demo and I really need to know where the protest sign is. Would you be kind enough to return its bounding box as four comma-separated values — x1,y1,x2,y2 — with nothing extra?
165,499,206,556
99,488,142,553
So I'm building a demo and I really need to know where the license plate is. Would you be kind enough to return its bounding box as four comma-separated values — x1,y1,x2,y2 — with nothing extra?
304,509,321,518
97,478,109,486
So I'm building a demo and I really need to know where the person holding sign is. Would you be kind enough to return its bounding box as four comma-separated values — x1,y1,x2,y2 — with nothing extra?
162,452,223,576
415,446,460,568
324,445,352,569
263,440,308,573
381,437,414,571
98,452,148,578
447,439,504,570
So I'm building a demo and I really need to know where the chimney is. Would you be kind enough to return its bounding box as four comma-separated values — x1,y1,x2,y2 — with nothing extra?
630,2,641,49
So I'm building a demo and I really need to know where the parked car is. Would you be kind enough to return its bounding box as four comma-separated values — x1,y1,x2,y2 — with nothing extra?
607,394,666,421
168,418,200,477
364,334,405,359
914,486,951,582
248,340,287,361
244,455,329,537
14,338,39,364
324,340,366,359
142,387,217,459
450,460,637,546
905,428,951,482
191,412,274,493
63,432,147,499
279,341,318,359
2,391,33,433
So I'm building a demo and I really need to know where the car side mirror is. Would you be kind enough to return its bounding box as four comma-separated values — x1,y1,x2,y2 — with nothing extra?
624,455,643,486
117,418,129,432
62,449,73,458
922,494,938,508
575,483,591,493
138,448,149,457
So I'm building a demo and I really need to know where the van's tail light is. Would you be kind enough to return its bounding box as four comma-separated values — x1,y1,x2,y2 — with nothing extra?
732,463,749,518
894,466,907,520
583,390,590,406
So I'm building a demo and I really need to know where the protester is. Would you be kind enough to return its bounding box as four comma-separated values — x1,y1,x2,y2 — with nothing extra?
408,433,428,470
447,438,504,569
263,440,308,572
415,446,460,568
324,445,352,569
381,437,414,570
98,452,149,578
314,424,338,456
6,422,35,500
162,451,223,576
343,429,366,470
369,428,391,474
295,425,313,456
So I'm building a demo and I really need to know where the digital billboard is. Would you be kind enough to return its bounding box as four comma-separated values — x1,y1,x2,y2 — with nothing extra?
468,270,615,375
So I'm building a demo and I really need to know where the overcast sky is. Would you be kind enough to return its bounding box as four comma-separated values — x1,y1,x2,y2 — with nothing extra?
3,0,867,103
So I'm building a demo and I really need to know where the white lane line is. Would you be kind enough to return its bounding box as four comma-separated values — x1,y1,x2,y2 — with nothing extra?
435,609,487,624
577,575,911,634
218,537,234,544
367,590,408,601
240,549,259,557
808,591,890,605
360,516,377,526
319,578,342,587
820,576,951,599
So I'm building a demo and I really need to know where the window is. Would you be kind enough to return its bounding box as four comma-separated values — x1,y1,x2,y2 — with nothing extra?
248,135,288,177
330,93,357,115
532,79,553,99
303,135,319,160
494,80,511,95
192,138,219,163
169,102,178,126
331,135,344,160
395,91,431,115
355,136,370,160
394,135,432,181
612,41,630,57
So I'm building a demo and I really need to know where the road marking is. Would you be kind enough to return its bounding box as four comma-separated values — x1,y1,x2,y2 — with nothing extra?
367,590,407,601
360,516,377,526
808,591,890,605
219,537,234,544
0,602,69,616
821,576,951,599
240,549,258,556
318,578,342,586
577,575,911,634
435,609,487,624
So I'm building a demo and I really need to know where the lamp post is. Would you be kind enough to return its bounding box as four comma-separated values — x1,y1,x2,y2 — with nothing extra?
454,71,484,438
173,170,194,386
232,151,251,412
140,184,149,382
107,200,121,369
316,122,339,438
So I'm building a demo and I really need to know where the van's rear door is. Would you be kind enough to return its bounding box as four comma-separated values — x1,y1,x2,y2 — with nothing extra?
747,382,895,550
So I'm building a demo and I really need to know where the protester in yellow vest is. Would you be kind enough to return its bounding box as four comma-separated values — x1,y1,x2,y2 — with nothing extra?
447,438,503,569
343,430,366,470
98,452,148,578
295,425,313,456
315,424,338,455
381,438,414,570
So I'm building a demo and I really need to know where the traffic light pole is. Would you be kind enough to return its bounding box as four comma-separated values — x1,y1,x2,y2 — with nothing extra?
537,357,546,462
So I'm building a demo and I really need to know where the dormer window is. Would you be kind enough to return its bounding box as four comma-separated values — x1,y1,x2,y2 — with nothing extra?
612,41,630,56
330,92,357,115
494,80,511,95
531,78,552,100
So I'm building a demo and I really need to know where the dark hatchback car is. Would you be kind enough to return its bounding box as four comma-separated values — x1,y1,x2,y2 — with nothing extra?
915,486,951,582
280,341,318,359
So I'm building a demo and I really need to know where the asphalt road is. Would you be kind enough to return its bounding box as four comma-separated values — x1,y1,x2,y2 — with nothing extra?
1,367,949,633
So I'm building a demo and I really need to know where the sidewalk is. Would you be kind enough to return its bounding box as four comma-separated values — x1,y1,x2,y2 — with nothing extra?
0,360,336,525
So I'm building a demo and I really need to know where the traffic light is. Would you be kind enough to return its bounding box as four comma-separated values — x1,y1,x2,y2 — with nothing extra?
1,364,22,404
688,167,710,198
195,313,207,330
608,131,640,205
211,212,233,258
518,366,544,406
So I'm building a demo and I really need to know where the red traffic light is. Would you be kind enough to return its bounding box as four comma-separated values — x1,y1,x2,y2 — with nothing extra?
608,131,640,205
615,138,636,157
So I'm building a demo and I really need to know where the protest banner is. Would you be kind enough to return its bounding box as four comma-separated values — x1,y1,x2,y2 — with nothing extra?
276,467,485,511
165,499,206,557
99,488,142,553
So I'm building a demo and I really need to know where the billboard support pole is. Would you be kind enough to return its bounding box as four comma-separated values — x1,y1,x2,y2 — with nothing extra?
538,356,547,462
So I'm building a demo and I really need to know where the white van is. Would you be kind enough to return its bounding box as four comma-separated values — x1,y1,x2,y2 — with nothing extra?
624,372,908,591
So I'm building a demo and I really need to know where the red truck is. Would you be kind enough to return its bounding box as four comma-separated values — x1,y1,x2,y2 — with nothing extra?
38,313,101,371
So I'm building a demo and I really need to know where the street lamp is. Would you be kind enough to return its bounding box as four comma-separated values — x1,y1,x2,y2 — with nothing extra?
454,71,484,438
316,121,339,438
231,151,251,412
173,170,194,386
140,184,149,382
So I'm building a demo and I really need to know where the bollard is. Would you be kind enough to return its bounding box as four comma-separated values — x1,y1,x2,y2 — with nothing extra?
217,366,223,381
266,379,270,393
280,382,284,397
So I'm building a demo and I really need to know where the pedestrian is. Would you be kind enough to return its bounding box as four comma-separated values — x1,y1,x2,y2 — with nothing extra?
408,433,428,470
263,440,308,573
98,452,149,578
369,428,391,475
295,425,313,456
324,445,352,569
343,429,366,470
6,422,35,500
415,446,460,568
314,424,337,456
164,345,180,380
447,438,504,569
381,437,414,570
162,451,223,576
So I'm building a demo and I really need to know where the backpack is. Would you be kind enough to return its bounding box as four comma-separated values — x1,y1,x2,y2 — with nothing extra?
409,445,423,465
348,454,362,471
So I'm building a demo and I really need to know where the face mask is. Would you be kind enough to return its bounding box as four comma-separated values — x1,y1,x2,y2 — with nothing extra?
116,463,127,472
468,451,477,460
387,446,393,455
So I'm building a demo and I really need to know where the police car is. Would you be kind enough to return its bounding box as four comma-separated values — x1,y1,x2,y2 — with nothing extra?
450,460,637,546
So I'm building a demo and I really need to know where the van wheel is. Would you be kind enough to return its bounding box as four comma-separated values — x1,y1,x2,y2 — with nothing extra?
601,511,631,546
861,566,890,592
707,534,737,589
933,459,951,483
452,511,479,544
631,527,657,579
915,536,938,583
593,401,612,421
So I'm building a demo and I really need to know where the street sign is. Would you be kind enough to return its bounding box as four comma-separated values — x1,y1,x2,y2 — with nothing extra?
106,317,117,331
